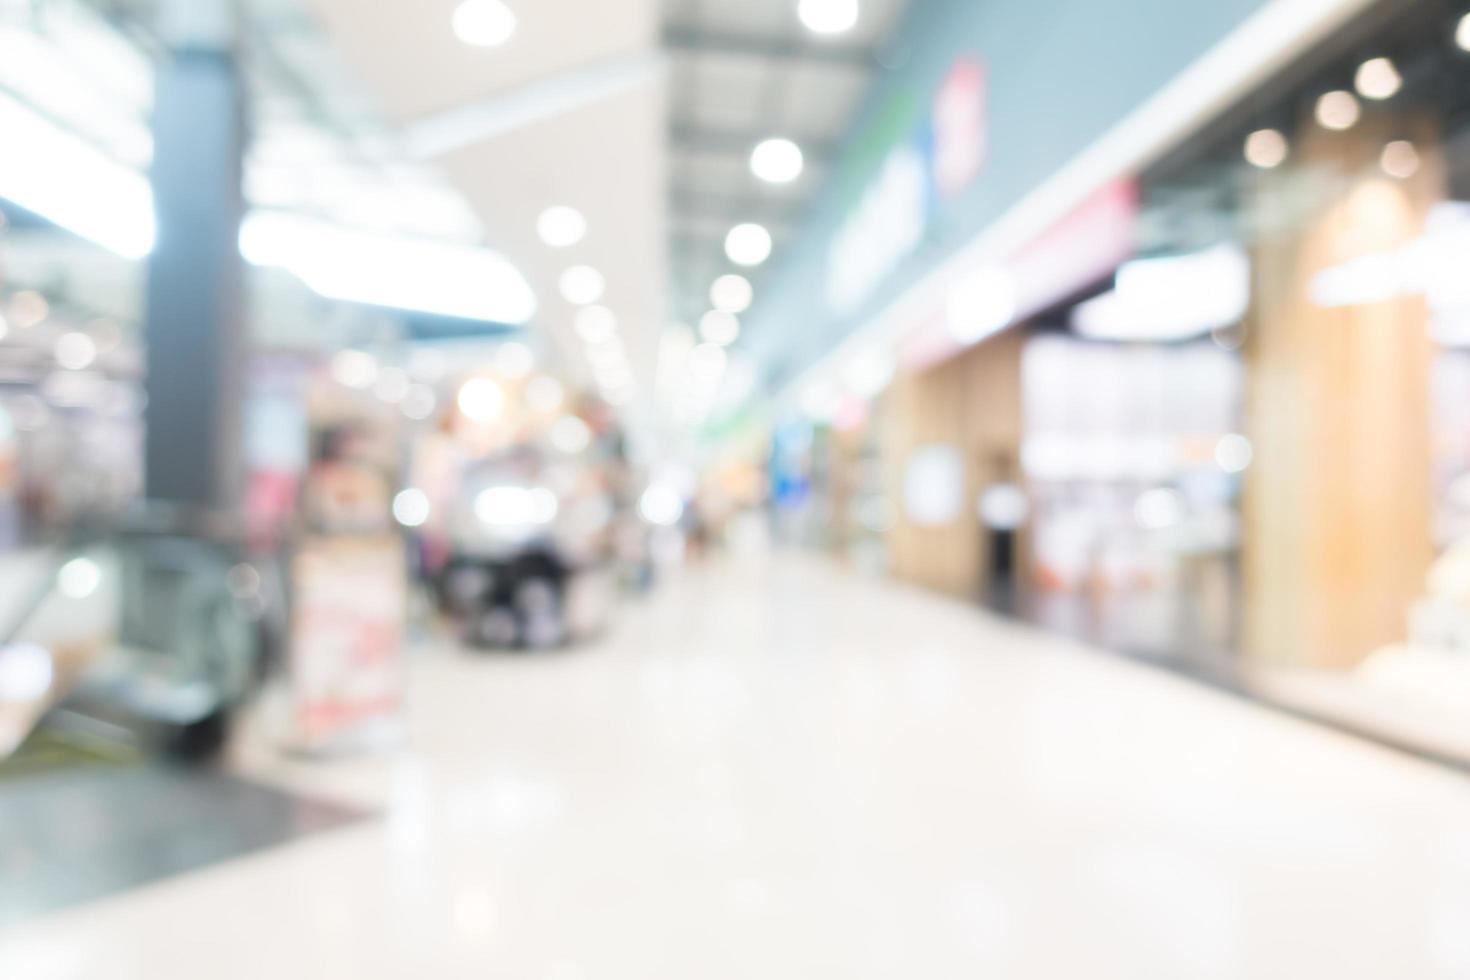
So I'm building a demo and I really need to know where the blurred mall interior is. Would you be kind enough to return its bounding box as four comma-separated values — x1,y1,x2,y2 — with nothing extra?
6,0,1470,975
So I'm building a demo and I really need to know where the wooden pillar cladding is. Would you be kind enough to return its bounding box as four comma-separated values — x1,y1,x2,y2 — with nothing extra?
1244,117,1440,671
884,328,1025,598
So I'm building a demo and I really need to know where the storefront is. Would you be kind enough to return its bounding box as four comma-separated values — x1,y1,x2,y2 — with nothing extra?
757,0,1470,764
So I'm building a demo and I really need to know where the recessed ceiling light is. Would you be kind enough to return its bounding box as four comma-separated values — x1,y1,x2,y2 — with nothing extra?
798,0,860,36
537,206,586,247
1354,57,1401,101
332,349,378,390
9,291,49,329
559,265,605,305
699,311,741,347
1381,140,1421,179
402,385,438,421
55,332,97,371
393,489,432,528
751,138,805,184
710,274,754,313
725,223,773,267
1244,128,1288,169
458,377,506,422
453,0,517,47
1457,13,1470,52
1315,90,1360,131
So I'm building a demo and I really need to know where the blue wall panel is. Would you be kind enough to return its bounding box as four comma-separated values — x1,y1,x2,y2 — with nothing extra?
747,0,1274,386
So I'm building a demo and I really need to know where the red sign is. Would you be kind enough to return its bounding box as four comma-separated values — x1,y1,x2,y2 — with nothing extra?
900,179,1139,371
933,59,988,197
290,536,406,748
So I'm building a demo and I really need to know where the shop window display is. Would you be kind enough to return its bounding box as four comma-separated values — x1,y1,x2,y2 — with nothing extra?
1021,335,1243,673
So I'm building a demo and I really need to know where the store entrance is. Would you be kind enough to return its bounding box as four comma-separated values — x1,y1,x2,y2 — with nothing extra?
1020,335,1244,679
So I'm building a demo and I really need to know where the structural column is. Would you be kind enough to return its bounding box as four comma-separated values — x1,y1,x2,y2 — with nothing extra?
143,0,247,513
883,328,1025,599
1244,116,1440,670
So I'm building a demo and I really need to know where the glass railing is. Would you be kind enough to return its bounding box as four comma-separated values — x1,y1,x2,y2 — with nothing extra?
0,517,276,764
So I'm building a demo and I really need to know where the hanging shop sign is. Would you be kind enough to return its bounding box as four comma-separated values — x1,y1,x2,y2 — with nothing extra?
290,534,406,749
900,179,1139,370
826,58,989,317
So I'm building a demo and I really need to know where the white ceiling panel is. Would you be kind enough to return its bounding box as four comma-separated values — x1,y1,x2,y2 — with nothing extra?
303,0,659,122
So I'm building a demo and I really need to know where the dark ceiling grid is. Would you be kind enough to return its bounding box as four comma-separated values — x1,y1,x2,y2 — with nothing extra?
662,0,895,331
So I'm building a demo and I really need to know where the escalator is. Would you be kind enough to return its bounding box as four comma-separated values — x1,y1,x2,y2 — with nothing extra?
0,519,279,772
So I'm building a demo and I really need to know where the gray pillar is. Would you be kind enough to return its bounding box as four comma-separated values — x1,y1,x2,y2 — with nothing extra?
143,0,246,513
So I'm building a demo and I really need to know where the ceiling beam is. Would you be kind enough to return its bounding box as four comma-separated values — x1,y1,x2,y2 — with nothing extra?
402,51,665,158
670,189,804,228
663,26,877,70
669,124,838,163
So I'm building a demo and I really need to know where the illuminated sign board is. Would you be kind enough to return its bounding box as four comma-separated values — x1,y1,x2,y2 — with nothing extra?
826,58,988,316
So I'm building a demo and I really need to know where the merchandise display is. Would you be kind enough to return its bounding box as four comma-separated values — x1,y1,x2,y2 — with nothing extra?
1021,335,1243,668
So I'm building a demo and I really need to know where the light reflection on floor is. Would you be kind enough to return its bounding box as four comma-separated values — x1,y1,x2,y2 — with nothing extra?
3,553,1470,978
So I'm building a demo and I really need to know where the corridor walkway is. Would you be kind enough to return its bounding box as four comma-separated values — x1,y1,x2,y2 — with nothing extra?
4,554,1470,979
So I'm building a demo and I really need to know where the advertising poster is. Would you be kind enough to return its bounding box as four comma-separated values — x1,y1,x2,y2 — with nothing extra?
290,535,406,749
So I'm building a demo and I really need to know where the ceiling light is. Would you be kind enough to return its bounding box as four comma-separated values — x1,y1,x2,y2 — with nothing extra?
798,0,860,35
750,138,805,184
55,332,97,371
476,486,556,530
0,92,155,258
710,274,754,313
947,268,1017,345
453,0,517,47
1215,434,1254,474
241,212,536,324
1073,244,1250,341
1381,140,1421,179
458,377,506,423
402,384,438,421
0,643,53,704
57,557,101,599
699,310,741,347
575,305,618,344
1244,128,1288,169
495,340,535,379
1315,90,1360,131
1458,13,1470,52
639,483,685,527
537,205,585,247
393,488,432,528
1354,57,1402,100
725,223,773,267
559,265,605,305
331,349,378,390
9,293,47,332
8,292,48,329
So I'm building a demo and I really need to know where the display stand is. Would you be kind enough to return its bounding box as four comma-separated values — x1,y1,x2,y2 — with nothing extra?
284,533,406,755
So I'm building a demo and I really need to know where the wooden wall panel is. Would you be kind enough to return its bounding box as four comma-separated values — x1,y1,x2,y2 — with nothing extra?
1245,119,1439,670
883,329,1025,599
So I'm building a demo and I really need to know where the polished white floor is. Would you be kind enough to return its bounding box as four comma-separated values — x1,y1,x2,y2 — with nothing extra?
6,553,1470,979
